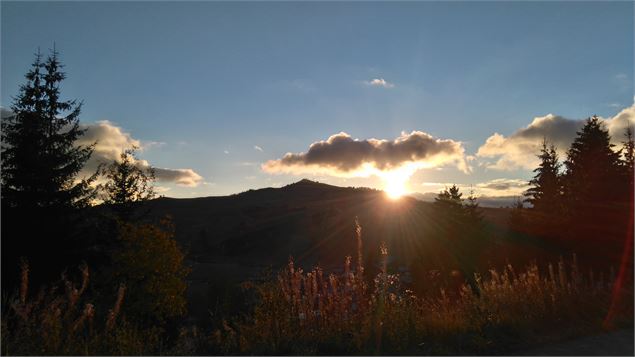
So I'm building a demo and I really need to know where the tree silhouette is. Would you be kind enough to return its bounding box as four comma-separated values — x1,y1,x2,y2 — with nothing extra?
524,138,562,237
561,116,626,264
1,49,96,210
434,185,464,220
100,147,156,221
563,116,623,208
1,48,97,285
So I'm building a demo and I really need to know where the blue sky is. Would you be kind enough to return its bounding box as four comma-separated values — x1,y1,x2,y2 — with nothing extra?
2,1,633,198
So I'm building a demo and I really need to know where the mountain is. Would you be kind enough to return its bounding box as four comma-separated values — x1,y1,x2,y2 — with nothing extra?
144,179,511,272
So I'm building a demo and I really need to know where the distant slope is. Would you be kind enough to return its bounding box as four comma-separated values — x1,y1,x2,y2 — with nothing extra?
144,179,511,271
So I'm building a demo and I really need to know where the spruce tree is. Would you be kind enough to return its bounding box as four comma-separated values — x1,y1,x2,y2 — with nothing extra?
523,139,561,236
563,116,622,207
1,48,96,210
561,116,626,263
524,139,561,209
434,185,464,218
1,48,96,285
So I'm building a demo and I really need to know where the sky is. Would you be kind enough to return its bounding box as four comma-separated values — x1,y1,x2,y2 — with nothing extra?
1,1,634,199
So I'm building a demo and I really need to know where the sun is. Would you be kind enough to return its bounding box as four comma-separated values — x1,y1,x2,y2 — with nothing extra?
385,180,406,199
382,169,410,200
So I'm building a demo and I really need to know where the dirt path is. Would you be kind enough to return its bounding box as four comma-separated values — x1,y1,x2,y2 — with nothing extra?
518,329,634,356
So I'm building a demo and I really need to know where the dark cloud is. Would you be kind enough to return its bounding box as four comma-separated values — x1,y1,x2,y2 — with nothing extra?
263,131,467,176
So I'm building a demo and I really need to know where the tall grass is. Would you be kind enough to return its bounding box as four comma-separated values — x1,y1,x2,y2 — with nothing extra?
1,261,162,355
209,223,632,355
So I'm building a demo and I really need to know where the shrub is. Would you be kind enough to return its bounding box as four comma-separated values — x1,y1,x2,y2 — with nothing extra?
112,219,190,324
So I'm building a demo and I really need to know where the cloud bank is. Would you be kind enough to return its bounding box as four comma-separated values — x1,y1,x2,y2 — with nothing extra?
76,120,203,187
262,131,468,177
477,104,635,170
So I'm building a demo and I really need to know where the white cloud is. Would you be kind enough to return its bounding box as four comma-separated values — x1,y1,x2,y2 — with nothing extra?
363,78,395,89
224,150,230,154
476,104,635,170
75,120,203,187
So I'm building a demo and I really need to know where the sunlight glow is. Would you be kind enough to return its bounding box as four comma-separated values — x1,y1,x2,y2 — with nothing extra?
380,166,415,200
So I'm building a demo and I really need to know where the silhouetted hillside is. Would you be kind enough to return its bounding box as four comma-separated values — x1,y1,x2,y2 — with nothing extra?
143,180,518,274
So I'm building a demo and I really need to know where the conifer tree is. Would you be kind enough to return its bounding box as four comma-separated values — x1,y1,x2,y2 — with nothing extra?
1,48,96,210
563,116,623,207
560,116,626,262
524,139,561,210
1,48,96,285
100,147,156,221
434,185,464,218
523,139,562,236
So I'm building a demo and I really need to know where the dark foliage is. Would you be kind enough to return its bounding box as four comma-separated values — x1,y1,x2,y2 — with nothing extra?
1,48,97,287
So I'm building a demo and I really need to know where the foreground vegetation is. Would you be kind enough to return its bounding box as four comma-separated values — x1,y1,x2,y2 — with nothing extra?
4,227,631,355
203,247,631,354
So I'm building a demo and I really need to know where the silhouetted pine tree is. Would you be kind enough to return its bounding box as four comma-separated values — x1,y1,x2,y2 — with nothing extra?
561,116,626,263
523,139,562,237
1,49,96,210
434,185,463,220
563,116,622,206
1,48,96,286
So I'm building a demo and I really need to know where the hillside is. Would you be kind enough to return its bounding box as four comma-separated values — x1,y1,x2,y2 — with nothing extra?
144,180,516,271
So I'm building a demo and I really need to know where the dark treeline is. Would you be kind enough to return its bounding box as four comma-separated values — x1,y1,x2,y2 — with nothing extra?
513,119,634,268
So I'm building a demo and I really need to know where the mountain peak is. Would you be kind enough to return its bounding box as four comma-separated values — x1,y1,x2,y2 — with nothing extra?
283,178,329,189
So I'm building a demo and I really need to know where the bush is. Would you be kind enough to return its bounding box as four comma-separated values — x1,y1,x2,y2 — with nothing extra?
112,219,190,324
